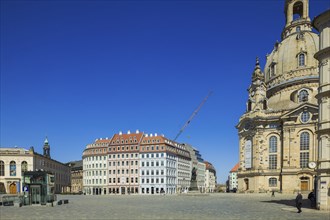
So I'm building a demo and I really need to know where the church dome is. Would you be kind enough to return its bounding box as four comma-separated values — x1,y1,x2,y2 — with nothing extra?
264,30,319,89
262,0,319,110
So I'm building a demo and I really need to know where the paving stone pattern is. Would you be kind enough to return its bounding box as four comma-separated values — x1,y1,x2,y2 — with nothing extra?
0,193,329,220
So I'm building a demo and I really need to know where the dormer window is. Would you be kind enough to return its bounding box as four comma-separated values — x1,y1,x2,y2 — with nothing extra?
298,53,305,66
268,62,276,78
298,90,308,102
270,64,275,77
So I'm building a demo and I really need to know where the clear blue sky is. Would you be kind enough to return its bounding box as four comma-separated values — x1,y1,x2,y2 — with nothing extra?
1,0,328,183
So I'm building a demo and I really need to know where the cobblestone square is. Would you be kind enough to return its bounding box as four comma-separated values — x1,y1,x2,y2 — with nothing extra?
0,193,329,220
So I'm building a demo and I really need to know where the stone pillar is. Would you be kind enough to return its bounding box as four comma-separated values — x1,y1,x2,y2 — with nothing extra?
313,9,330,211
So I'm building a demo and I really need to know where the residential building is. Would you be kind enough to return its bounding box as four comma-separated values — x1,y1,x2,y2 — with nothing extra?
108,131,142,195
176,143,191,193
140,133,191,194
66,160,83,193
204,161,216,193
228,163,239,192
82,131,220,195
184,144,205,192
313,9,330,211
237,0,320,193
82,137,111,195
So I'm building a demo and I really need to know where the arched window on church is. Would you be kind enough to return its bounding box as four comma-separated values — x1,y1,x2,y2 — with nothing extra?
269,136,277,153
300,132,309,168
298,53,305,66
0,161,4,176
298,90,308,102
269,136,277,170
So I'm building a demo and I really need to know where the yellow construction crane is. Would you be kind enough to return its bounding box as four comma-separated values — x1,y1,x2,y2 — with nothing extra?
173,91,213,141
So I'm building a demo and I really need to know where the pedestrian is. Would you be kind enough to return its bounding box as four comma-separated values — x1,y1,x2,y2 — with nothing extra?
308,191,316,208
271,190,275,197
295,191,303,213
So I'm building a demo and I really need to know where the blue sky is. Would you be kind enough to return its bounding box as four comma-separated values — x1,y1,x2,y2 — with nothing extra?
1,0,329,183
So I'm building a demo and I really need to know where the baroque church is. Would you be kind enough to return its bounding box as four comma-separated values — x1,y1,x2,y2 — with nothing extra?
236,0,320,193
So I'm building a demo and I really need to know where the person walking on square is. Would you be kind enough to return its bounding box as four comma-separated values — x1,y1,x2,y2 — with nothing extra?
295,191,303,213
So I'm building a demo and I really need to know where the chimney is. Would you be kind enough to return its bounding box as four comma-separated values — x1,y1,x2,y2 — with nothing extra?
119,131,122,135
150,134,153,137
136,129,139,134
127,130,131,134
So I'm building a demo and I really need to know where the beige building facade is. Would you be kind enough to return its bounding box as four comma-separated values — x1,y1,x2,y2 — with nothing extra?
0,138,71,194
237,0,321,193
313,9,330,211
67,160,83,193
0,148,34,194
204,161,216,193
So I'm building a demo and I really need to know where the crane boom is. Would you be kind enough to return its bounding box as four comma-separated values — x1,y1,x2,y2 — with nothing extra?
173,91,213,141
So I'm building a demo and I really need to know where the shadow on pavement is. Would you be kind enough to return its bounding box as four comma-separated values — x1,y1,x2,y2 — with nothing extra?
261,198,315,210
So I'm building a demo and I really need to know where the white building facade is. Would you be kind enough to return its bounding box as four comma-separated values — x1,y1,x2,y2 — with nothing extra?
82,138,110,195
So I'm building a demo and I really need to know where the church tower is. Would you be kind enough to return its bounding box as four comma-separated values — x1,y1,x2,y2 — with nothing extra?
282,0,312,40
247,58,267,112
43,137,51,158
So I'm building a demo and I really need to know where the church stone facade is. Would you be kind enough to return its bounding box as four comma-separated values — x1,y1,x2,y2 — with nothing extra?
313,9,330,211
237,0,320,194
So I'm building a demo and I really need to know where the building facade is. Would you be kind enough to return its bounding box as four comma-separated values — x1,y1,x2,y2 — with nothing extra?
82,138,111,195
313,9,330,211
237,0,320,193
82,131,199,195
0,148,34,194
184,144,206,192
0,138,71,194
228,163,239,192
140,134,187,195
204,161,216,193
66,160,83,193
108,131,141,195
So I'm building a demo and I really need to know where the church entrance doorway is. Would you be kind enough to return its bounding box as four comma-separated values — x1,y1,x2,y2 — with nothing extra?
300,177,309,191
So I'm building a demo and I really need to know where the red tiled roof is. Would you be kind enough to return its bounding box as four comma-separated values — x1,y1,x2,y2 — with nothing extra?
230,163,239,172
110,132,144,145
